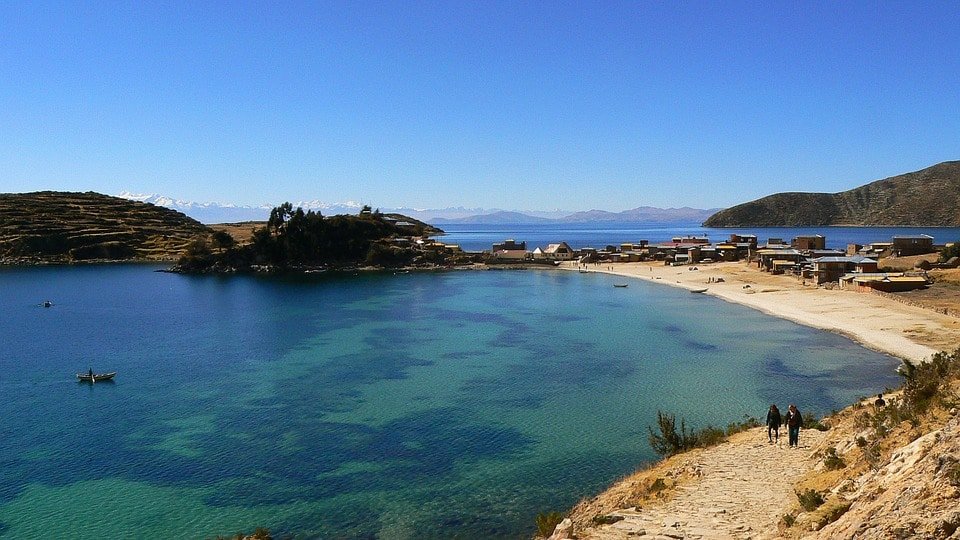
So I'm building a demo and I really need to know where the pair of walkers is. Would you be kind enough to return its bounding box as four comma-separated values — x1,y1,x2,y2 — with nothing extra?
765,404,803,447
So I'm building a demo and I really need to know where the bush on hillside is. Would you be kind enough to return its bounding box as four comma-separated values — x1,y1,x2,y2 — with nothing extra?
940,241,960,263
797,489,825,511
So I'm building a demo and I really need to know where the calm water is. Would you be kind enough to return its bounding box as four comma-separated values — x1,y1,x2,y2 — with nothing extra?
0,265,901,539
435,223,960,252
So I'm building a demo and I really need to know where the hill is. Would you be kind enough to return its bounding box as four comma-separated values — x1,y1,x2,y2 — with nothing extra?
703,161,960,227
431,207,720,225
0,191,210,263
562,206,720,224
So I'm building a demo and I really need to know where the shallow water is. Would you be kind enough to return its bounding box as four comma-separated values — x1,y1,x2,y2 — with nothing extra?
0,265,900,538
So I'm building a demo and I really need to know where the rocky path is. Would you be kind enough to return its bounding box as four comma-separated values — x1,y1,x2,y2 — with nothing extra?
577,428,826,540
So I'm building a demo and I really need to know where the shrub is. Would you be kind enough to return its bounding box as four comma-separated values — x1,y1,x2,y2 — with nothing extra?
797,489,825,511
726,415,760,435
535,512,564,538
823,447,846,470
856,436,868,448
940,241,960,263
648,477,666,494
863,441,881,470
803,413,829,431
648,411,698,457
820,502,851,527
697,425,727,448
900,349,960,414
782,513,796,527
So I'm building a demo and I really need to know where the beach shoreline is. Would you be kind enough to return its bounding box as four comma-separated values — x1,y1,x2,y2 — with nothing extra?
559,260,960,364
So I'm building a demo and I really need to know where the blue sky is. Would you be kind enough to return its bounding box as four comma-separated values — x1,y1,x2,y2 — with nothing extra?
2,1,959,211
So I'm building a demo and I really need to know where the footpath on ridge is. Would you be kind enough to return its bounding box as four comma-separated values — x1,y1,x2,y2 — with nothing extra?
561,427,825,540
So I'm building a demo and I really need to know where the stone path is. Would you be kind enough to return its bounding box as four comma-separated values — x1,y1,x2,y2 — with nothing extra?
580,428,826,540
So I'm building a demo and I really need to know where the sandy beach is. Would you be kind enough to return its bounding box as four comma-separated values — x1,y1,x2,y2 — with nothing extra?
561,260,960,364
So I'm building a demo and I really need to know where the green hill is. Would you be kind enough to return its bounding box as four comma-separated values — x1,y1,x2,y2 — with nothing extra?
703,161,960,227
0,191,210,263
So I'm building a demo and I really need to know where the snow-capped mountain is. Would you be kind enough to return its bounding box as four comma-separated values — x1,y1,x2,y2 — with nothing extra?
118,192,369,224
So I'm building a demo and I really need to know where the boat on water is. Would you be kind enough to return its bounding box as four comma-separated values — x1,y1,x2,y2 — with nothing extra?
613,284,629,288
76,371,116,383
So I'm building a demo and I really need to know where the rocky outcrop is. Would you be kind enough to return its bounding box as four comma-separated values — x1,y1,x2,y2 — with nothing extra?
0,191,210,263
809,412,960,539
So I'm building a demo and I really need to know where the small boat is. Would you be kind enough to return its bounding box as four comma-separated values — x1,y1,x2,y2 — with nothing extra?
76,371,116,383
690,288,708,294
613,284,629,288
42,301,53,308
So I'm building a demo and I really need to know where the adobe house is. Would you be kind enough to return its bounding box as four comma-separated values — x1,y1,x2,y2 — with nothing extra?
756,248,803,271
892,234,935,256
533,242,574,261
811,255,878,284
792,235,826,251
491,239,529,260
843,274,930,293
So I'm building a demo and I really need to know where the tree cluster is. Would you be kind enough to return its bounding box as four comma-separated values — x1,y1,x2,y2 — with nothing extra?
178,203,429,272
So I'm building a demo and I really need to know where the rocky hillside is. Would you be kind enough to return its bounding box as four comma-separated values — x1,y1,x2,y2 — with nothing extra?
704,161,960,227
0,191,210,263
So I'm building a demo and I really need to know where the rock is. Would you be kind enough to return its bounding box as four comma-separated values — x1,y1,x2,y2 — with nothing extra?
548,518,574,540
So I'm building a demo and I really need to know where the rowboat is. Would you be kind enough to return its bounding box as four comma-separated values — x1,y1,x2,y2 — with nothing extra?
613,284,629,288
76,372,116,383
690,288,708,293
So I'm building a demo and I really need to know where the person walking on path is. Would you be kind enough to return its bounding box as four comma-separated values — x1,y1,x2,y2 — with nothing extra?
875,393,886,408
766,404,781,443
785,404,803,448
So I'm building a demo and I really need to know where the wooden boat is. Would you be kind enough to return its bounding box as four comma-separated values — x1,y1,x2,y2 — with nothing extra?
76,371,116,383
613,284,629,288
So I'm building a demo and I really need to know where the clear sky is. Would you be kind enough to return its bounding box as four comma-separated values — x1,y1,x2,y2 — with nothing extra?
2,1,959,211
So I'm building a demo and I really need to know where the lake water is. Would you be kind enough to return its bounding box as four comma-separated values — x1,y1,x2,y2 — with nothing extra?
0,265,901,539
435,223,960,252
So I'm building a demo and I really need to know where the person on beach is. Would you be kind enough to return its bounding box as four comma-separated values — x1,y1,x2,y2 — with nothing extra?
785,404,803,448
875,393,886,408
766,404,781,443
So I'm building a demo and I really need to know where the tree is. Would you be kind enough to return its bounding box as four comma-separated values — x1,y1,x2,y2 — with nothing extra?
211,231,235,252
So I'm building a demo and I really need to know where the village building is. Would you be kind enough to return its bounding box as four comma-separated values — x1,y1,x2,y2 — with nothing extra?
839,273,930,293
765,238,789,248
728,234,758,248
532,242,574,261
792,235,826,251
756,248,803,271
490,239,529,260
810,255,878,284
892,234,935,256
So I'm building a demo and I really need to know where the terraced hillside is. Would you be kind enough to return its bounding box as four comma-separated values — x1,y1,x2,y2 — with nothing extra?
0,191,210,263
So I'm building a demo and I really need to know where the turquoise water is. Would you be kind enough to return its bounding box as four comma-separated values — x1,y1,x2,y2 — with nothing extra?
0,265,900,538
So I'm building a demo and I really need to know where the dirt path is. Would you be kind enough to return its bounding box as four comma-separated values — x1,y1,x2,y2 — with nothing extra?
578,427,826,540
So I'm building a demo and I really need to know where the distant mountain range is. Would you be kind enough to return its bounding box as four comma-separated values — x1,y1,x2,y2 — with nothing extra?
118,192,719,225
703,160,960,227
431,206,721,224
